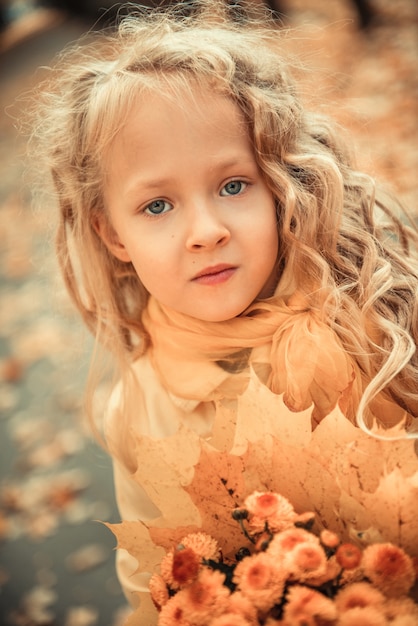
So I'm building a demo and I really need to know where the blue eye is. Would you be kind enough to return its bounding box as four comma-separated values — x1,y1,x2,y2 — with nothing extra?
144,199,172,215
220,180,247,196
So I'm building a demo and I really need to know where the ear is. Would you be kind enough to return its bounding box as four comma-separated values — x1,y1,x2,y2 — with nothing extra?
93,213,131,263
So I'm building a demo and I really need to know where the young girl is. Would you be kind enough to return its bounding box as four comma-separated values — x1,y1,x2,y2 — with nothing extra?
29,0,418,617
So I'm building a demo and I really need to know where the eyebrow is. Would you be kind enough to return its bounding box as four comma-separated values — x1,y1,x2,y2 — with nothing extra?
124,177,176,200
125,156,257,198
209,157,257,173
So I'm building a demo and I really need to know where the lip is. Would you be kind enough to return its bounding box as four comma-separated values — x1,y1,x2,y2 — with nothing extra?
192,264,237,285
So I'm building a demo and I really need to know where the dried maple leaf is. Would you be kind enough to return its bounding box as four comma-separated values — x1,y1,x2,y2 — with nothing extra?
151,445,246,562
123,595,156,626
108,377,418,626
105,519,166,576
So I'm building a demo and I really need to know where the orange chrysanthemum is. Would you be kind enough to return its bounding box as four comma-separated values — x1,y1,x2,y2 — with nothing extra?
362,543,415,597
180,532,220,562
335,582,385,612
226,592,259,625
244,491,296,533
320,529,340,549
337,606,387,626
286,542,328,581
306,555,341,587
267,527,318,560
336,543,362,570
158,592,192,626
210,614,254,626
181,568,230,625
160,550,177,587
150,491,418,626
172,547,201,586
233,551,286,612
389,617,418,626
384,597,418,622
149,572,170,611
282,584,338,624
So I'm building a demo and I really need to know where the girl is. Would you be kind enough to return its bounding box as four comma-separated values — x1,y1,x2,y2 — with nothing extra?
29,0,418,617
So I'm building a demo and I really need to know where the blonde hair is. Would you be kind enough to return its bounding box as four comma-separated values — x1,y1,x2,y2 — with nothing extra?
28,0,418,434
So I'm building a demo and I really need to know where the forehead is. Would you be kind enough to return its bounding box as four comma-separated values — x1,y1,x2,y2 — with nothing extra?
105,80,252,163
102,81,257,199
133,77,245,129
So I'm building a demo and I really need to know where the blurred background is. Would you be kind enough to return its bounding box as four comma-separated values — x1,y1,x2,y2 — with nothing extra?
0,1,417,625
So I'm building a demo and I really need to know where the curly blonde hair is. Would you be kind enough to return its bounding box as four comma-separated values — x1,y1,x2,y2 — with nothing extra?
28,0,418,433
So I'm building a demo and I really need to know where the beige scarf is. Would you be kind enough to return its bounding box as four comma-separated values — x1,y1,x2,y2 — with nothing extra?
142,293,361,422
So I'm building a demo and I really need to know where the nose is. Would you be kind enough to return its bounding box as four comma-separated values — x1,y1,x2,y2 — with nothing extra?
185,202,231,251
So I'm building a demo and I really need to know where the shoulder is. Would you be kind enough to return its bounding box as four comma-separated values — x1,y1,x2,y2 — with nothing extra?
104,353,171,438
104,354,215,469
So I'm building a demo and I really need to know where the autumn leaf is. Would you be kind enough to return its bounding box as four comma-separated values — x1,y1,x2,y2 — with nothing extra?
108,377,418,626
123,592,157,625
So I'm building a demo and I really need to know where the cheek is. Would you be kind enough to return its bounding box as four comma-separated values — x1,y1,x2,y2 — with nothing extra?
264,230,279,274
129,252,168,297
261,207,279,257
260,213,280,276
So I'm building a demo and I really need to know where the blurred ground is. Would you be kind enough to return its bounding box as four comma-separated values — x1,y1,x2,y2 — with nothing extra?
0,1,417,625
0,7,131,626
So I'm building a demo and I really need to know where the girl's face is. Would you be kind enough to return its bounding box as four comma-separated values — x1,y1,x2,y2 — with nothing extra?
99,86,279,322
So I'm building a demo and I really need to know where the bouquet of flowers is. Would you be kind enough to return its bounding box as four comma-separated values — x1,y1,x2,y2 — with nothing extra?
148,491,418,626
